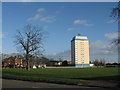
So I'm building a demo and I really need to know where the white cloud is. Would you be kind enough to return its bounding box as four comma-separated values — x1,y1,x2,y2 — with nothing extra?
90,50,114,55
39,16,55,23
90,40,110,49
27,8,55,23
52,53,57,56
107,19,116,23
43,26,48,30
105,32,119,40
28,14,55,23
0,32,3,39
90,40,117,55
46,50,71,60
74,19,94,26
67,28,77,31
37,8,45,12
27,14,40,21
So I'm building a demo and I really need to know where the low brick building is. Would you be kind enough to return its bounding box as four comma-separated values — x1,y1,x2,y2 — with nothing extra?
2,56,33,68
2,56,23,68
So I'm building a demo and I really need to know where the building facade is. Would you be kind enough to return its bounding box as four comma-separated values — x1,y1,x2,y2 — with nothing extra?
71,34,90,67
2,56,33,68
2,56,23,68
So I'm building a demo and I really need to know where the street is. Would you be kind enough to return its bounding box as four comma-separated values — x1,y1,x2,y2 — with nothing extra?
2,79,92,88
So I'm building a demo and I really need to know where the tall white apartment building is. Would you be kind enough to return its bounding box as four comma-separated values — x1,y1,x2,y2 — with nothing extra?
71,34,90,67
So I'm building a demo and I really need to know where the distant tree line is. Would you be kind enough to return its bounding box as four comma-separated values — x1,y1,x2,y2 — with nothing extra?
92,58,106,67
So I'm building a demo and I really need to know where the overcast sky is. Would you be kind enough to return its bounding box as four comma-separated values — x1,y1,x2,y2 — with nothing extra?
1,2,119,63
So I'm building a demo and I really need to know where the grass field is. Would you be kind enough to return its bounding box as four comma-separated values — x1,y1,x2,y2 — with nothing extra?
2,67,119,85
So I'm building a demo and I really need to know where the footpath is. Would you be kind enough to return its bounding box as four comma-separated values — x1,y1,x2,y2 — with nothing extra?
78,79,119,89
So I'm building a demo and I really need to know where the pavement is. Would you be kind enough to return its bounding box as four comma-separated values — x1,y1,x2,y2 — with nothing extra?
1,79,93,88
1,79,119,89
82,80,119,88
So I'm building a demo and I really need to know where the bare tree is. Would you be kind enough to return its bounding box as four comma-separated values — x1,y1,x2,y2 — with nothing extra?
111,1,120,46
111,1,120,22
99,58,106,66
93,58,106,67
93,59,99,67
14,24,44,70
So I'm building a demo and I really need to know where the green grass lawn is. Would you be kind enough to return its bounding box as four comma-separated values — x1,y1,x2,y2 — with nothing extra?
2,67,119,85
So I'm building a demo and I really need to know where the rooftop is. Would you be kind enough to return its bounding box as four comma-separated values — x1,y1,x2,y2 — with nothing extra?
71,34,88,41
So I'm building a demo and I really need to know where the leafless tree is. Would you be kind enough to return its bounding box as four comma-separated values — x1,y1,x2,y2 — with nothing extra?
93,59,99,67
111,1,120,22
93,58,106,67
99,58,106,66
14,24,44,70
111,1,120,46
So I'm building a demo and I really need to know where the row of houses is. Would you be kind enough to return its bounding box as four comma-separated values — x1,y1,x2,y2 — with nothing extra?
2,56,33,68
2,56,72,68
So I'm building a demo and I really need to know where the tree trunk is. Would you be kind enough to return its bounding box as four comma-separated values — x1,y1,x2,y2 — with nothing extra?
26,53,30,70
26,60,30,70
